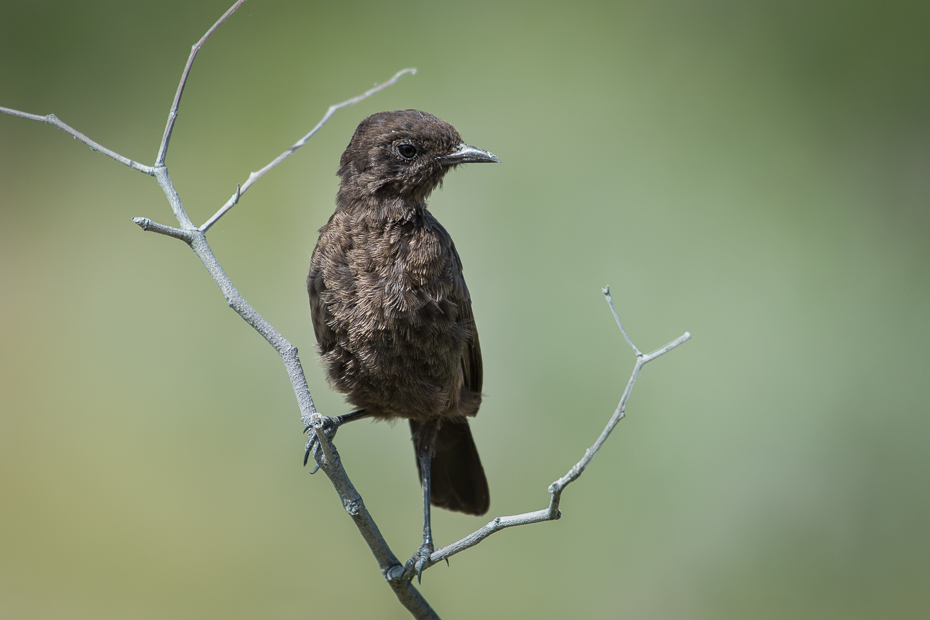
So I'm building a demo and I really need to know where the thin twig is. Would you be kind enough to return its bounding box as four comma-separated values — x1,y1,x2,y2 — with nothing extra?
199,67,417,232
603,285,642,356
155,0,248,165
0,107,155,175
416,289,691,572
3,3,430,616
131,217,193,241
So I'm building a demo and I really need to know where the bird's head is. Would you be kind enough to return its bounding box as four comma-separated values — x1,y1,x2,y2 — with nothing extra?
337,109,499,204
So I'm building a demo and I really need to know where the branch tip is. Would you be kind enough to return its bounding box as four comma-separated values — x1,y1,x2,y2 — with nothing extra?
157,0,249,165
132,217,192,242
603,285,642,356
0,106,155,175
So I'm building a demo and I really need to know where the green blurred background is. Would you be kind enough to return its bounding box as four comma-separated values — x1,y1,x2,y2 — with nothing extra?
2,1,929,618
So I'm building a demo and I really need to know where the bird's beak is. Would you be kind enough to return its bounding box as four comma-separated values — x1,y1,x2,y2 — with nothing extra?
438,143,500,165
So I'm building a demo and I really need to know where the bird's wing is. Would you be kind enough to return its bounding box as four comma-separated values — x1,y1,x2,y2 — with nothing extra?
446,234,483,402
307,250,337,354
458,286,483,397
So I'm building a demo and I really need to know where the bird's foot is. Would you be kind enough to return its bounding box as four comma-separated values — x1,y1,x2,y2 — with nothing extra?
405,540,435,584
302,414,340,473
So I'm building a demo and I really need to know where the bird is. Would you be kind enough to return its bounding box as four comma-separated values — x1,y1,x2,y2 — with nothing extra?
305,109,499,577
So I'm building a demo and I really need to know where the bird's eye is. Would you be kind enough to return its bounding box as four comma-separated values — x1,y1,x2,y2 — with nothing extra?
397,144,417,159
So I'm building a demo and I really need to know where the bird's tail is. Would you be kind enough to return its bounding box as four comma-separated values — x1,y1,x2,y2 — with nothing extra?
410,419,490,516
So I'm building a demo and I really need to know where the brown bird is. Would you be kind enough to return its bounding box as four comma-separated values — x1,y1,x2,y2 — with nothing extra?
305,109,498,576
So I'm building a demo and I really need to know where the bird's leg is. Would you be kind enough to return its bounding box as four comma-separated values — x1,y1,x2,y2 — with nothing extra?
406,437,437,583
303,409,370,472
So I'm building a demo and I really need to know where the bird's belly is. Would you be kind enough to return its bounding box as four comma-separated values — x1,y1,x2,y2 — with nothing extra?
344,289,465,420
319,221,470,420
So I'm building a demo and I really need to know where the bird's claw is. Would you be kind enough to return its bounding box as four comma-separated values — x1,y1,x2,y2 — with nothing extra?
405,540,434,584
303,415,340,471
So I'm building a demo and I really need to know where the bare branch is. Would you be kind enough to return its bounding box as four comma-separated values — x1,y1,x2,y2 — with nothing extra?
199,67,417,233
132,217,193,241
603,284,642,356
0,106,155,175
4,2,433,616
155,0,248,165
548,334,691,497
140,4,432,615
417,288,691,572
307,427,438,619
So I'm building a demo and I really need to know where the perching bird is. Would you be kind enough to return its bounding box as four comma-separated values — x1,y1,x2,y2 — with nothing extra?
305,109,498,576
